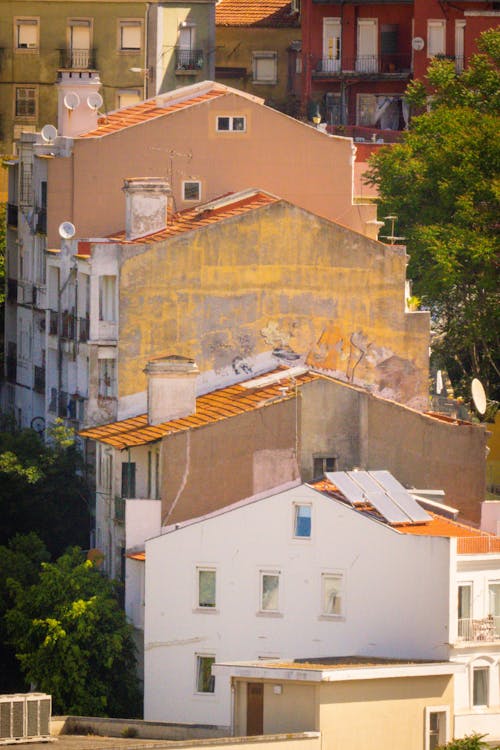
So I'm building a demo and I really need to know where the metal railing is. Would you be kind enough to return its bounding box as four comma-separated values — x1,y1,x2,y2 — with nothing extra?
457,536,500,554
311,53,411,76
7,203,18,227
457,616,500,642
33,366,45,394
59,48,96,70
175,47,204,71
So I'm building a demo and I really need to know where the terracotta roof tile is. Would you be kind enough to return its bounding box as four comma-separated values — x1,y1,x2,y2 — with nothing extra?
80,368,319,449
216,0,300,27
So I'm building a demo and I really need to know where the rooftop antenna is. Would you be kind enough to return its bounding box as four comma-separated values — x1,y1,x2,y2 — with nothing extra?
380,215,406,245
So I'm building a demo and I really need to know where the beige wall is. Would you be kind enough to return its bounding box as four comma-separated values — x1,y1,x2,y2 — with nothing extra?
300,378,488,521
234,681,317,737
46,90,376,246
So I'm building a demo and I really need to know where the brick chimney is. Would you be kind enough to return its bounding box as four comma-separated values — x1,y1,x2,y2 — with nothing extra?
144,356,199,425
123,178,171,240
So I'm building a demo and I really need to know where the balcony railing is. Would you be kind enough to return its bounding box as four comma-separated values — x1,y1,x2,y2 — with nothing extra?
175,47,204,71
59,48,96,70
311,53,411,77
33,366,45,394
457,616,500,642
457,536,500,554
7,203,18,228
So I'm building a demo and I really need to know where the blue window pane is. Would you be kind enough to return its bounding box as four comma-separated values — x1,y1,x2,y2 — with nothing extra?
295,505,311,537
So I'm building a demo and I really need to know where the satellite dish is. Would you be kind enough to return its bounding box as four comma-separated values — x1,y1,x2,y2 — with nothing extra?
412,37,425,51
87,92,103,111
30,416,46,434
59,221,76,239
63,92,80,111
40,124,57,143
471,378,487,415
436,370,443,395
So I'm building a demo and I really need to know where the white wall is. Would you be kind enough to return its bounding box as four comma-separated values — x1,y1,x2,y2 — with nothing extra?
144,484,451,727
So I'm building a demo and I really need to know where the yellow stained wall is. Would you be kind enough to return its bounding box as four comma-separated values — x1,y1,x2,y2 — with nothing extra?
118,200,429,405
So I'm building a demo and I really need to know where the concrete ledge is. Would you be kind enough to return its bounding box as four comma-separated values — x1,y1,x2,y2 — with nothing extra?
51,717,227,741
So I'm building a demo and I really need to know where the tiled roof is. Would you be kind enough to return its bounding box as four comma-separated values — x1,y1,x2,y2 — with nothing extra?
80,368,319,449
80,89,225,138
216,0,300,27
107,190,279,245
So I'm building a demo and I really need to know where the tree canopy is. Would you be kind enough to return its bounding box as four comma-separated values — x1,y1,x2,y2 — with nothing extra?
366,30,500,401
6,547,141,717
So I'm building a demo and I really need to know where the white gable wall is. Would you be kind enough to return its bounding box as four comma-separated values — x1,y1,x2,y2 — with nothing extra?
144,485,451,727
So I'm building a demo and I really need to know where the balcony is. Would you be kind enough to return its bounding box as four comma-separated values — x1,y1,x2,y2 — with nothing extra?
7,203,18,228
457,616,500,642
175,47,204,72
58,48,96,70
33,366,45,394
311,53,411,79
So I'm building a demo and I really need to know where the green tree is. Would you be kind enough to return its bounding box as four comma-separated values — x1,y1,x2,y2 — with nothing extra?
6,547,141,717
366,30,500,400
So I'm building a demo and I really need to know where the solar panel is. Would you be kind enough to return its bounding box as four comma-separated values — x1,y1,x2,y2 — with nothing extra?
358,490,410,524
325,472,365,505
369,470,431,523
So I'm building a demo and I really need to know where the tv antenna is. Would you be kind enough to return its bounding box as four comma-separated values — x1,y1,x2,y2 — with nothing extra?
380,215,406,245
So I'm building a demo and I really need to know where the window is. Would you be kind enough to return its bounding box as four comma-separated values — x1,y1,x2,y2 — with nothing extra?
425,708,448,750
313,455,336,479
294,504,311,538
457,583,472,639
216,116,246,132
15,87,37,119
15,18,39,50
99,276,117,322
252,52,278,84
488,582,500,637
98,358,116,398
198,568,216,608
183,181,201,202
260,572,280,612
427,20,446,57
196,655,215,693
473,666,489,706
381,24,398,55
321,573,343,616
121,461,136,498
68,20,92,68
119,20,142,51
117,89,141,109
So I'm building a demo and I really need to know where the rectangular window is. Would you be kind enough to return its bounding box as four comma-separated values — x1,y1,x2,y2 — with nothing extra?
15,87,37,119
294,504,311,538
183,181,201,202
427,20,446,57
198,568,216,608
155,452,160,499
426,709,448,750
322,573,343,616
252,52,278,84
68,20,92,68
457,583,472,639
313,455,336,479
99,276,117,322
15,18,39,50
119,20,142,51
216,116,246,132
98,358,116,398
260,572,280,612
488,582,500,637
117,89,141,109
473,667,489,706
196,655,215,693
121,461,136,498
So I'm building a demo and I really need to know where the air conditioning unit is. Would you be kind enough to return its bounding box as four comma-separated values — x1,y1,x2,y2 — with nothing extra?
0,694,51,744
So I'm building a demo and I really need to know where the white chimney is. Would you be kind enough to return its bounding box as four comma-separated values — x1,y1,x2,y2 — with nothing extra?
57,70,102,137
144,356,199,425
123,178,171,240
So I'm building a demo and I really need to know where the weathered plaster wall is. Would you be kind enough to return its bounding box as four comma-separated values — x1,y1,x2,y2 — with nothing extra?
299,378,487,522
160,397,299,525
118,200,428,405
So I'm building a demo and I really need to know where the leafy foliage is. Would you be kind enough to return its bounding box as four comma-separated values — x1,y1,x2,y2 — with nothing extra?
366,30,500,400
6,548,141,717
438,732,500,749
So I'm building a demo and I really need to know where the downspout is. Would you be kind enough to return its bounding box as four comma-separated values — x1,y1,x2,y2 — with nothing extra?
144,3,150,98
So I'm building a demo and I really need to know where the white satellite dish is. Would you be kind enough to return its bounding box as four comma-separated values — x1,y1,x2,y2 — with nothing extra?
40,124,58,143
471,378,487,415
58,221,76,240
87,92,103,111
63,92,80,111
412,37,425,51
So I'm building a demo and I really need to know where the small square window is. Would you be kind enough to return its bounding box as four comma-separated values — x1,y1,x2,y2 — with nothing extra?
198,568,216,608
261,572,280,612
196,655,215,693
313,456,336,479
217,116,230,131
119,20,142,51
15,87,37,119
294,504,311,538
322,573,343,616
183,181,201,202
15,18,39,51
232,117,246,131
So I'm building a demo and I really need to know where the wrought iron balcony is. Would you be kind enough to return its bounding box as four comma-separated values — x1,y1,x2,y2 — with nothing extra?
175,47,204,71
33,366,45,394
7,203,18,228
311,53,411,77
458,616,500,642
59,48,96,70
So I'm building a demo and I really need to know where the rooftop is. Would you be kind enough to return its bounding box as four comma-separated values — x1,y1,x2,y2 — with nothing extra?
216,0,300,27
80,367,319,449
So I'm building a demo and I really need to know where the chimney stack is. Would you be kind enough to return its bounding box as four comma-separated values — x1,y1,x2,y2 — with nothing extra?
123,177,171,240
57,70,102,137
144,356,199,425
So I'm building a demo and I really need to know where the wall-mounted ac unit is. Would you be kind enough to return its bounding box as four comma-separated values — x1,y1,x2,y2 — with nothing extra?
0,694,51,744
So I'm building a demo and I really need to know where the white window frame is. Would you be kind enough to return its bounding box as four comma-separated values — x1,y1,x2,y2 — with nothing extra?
471,661,491,708
195,654,216,694
99,275,117,322
118,19,143,52
424,706,450,750
427,20,446,58
320,571,344,618
196,567,217,611
457,581,473,640
14,17,39,52
216,115,247,133
252,51,278,84
293,503,312,539
259,570,281,614
182,180,201,202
